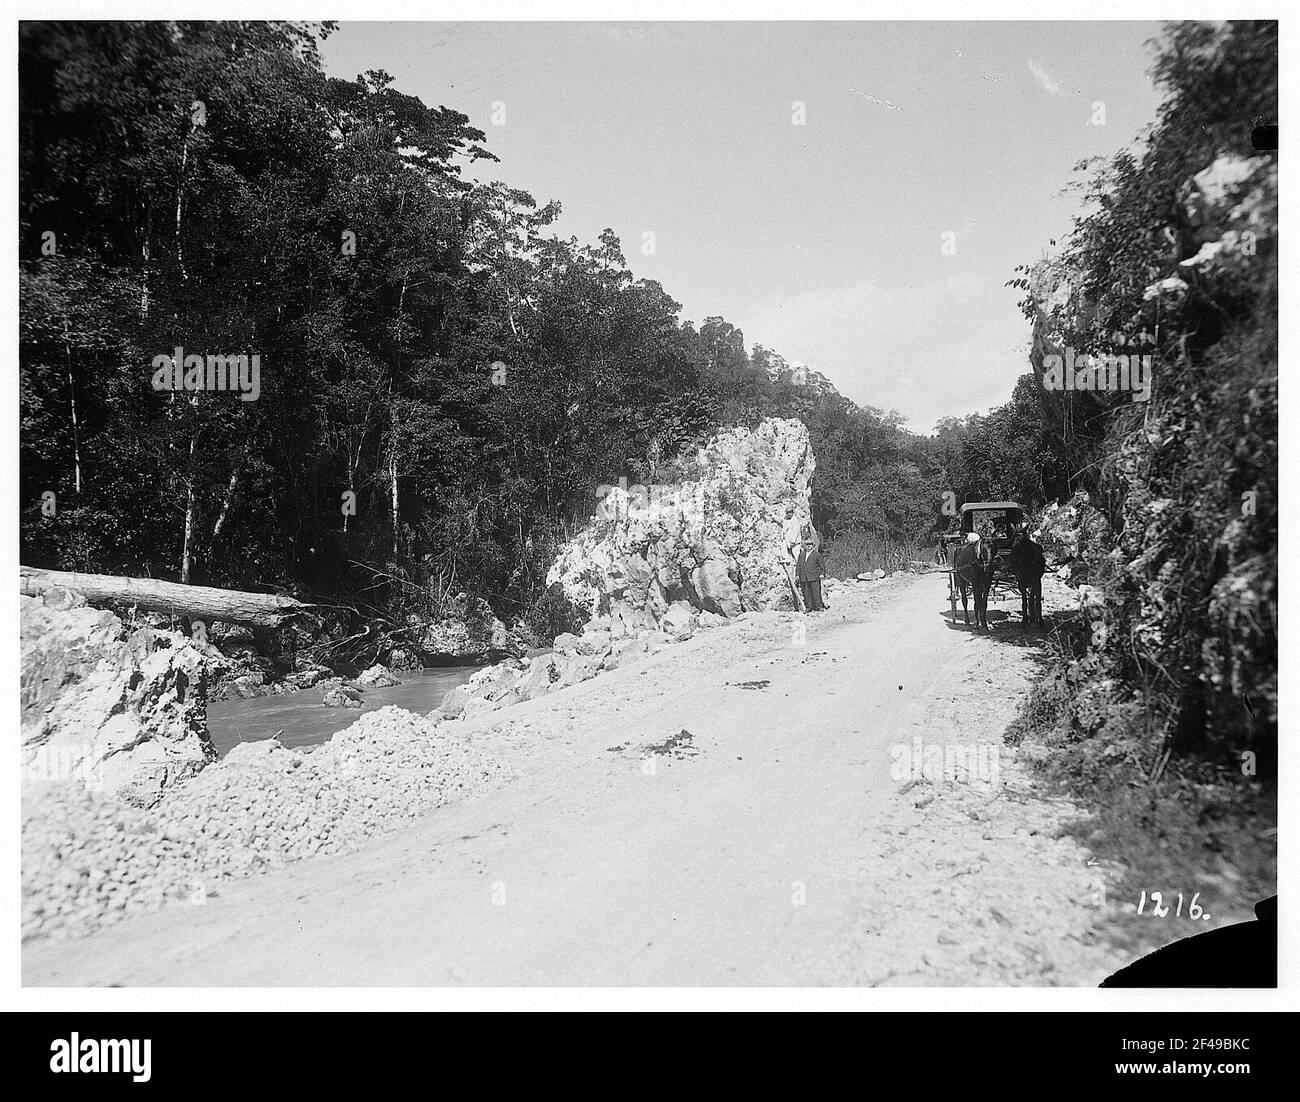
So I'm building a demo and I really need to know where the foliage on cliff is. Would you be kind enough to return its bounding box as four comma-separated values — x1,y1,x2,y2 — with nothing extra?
1011,21,1277,780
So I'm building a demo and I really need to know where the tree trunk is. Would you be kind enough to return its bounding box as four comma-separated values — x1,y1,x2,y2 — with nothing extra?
180,431,197,583
212,465,240,539
390,450,399,558
62,318,82,495
175,124,190,282
21,566,315,628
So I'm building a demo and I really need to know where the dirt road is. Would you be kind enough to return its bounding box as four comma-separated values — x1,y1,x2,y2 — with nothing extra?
25,573,1126,986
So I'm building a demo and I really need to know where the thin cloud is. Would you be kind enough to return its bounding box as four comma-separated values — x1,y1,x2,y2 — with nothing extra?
1027,58,1064,97
849,87,902,111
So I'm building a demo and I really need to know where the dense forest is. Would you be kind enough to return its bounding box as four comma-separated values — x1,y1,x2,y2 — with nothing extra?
19,20,1053,637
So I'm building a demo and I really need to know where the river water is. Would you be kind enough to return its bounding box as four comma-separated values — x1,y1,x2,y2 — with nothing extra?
206,667,481,758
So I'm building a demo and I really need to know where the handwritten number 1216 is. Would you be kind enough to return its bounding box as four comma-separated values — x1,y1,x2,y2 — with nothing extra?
1137,891,1210,921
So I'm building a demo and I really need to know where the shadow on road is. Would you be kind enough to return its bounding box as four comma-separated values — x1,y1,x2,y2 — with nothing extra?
941,606,1059,653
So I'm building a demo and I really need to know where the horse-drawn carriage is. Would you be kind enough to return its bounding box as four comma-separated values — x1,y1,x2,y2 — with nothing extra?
937,501,1043,627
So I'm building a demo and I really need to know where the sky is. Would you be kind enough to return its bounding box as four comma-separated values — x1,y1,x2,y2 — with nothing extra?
321,20,1167,433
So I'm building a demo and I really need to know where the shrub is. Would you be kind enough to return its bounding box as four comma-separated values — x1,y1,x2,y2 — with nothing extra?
822,529,931,577
519,583,587,646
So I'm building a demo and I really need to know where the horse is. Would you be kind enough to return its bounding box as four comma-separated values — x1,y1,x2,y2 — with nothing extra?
951,535,991,629
1007,528,1046,626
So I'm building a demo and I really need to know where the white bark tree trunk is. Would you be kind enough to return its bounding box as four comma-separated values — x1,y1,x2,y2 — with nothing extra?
180,432,197,584
175,127,190,281
390,450,399,558
212,465,239,539
62,319,82,494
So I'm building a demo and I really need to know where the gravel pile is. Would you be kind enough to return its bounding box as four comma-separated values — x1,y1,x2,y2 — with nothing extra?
22,706,530,941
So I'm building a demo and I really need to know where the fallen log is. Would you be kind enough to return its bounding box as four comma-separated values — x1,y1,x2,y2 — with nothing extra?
20,566,316,628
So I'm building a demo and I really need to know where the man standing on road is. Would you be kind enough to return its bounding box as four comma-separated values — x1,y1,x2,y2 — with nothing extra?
796,535,826,612
781,503,806,612
782,504,803,560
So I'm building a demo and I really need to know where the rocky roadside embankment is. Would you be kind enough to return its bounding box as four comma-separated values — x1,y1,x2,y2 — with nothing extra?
435,570,902,724
21,587,216,808
21,707,542,942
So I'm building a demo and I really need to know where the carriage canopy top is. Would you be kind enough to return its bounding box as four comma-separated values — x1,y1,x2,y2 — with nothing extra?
959,502,1026,536
959,501,1024,514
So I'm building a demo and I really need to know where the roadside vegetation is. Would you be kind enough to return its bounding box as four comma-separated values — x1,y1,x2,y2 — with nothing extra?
1005,21,1277,955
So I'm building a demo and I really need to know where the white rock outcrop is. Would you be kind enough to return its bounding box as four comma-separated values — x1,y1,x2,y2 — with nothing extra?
21,589,217,807
436,419,817,723
547,418,815,632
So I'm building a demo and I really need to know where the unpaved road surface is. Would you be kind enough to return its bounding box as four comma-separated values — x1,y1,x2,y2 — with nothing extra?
25,574,1127,986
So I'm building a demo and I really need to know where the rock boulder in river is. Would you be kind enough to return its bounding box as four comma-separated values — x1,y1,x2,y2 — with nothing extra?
355,663,400,688
323,686,364,708
20,589,217,807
